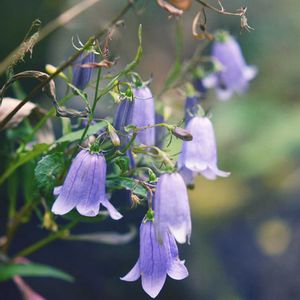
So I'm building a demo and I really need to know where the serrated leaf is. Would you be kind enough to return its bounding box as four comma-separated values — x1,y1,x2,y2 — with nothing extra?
0,143,49,186
106,177,148,198
55,121,107,144
34,152,65,194
0,263,74,282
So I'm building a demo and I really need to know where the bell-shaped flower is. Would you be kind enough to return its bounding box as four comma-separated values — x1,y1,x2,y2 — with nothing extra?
203,32,257,101
178,116,230,180
154,172,191,244
114,85,155,146
131,86,155,145
72,51,95,90
51,149,122,219
121,220,188,298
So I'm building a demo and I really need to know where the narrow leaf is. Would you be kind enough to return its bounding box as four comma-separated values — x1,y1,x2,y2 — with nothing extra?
0,263,74,282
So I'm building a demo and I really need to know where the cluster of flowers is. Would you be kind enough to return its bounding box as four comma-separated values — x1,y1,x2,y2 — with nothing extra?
52,31,256,298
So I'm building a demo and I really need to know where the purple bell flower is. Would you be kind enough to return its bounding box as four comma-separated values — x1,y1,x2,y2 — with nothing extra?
154,173,191,244
72,52,95,90
178,116,230,180
203,32,257,101
51,149,122,219
113,85,155,146
131,86,155,145
121,220,188,298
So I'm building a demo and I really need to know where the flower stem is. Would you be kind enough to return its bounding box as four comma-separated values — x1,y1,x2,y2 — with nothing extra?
194,0,244,16
77,67,103,148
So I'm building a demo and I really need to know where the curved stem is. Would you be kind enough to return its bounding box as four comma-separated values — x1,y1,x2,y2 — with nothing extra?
194,0,244,16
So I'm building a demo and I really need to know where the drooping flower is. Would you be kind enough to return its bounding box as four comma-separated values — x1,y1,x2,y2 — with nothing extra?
178,116,230,180
72,51,95,90
114,85,155,147
203,31,257,101
131,86,155,145
154,172,191,244
51,149,122,219
121,220,188,298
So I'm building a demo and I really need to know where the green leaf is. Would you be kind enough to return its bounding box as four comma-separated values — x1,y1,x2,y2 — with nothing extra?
34,152,66,194
0,143,49,186
0,263,74,282
115,156,129,173
55,121,107,144
106,177,148,198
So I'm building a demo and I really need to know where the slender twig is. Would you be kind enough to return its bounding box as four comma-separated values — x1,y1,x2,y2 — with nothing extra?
0,0,137,130
77,67,102,148
194,0,244,16
0,0,102,75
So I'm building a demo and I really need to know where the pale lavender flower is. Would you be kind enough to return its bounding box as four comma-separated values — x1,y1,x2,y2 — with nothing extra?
72,52,95,90
203,32,257,101
131,86,155,145
121,220,188,298
154,172,191,244
178,116,230,180
51,149,122,219
113,86,155,146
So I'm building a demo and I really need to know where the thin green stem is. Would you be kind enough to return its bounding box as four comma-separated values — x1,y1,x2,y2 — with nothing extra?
12,220,79,259
77,67,102,148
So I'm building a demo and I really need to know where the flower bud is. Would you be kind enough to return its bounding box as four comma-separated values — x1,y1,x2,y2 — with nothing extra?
171,127,193,141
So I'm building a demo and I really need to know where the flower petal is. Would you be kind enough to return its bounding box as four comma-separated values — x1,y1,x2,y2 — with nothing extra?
210,166,231,178
101,198,123,220
154,173,191,244
53,186,62,196
167,260,189,280
140,222,167,298
120,261,140,282
216,87,233,101
76,154,105,217
51,150,89,215
202,73,217,88
244,65,258,81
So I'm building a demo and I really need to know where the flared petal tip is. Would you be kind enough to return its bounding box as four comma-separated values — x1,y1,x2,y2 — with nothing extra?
167,260,189,280
170,227,191,244
101,199,123,220
51,200,73,216
216,88,233,101
76,207,99,217
142,276,166,299
244,65,258,81
120,261,140,282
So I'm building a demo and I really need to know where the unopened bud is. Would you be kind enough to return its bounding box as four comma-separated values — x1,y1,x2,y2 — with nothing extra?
45,64,68,81
108,124,121,147
43,211,58,232
172,127,193,141
131,194,141,207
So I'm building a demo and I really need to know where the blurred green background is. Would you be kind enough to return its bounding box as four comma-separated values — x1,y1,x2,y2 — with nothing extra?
1,0,300,299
